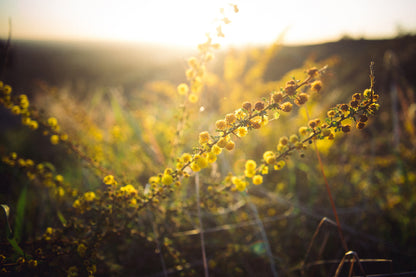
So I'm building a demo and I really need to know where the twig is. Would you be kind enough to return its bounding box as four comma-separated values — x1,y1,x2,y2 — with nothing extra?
195,173,209,277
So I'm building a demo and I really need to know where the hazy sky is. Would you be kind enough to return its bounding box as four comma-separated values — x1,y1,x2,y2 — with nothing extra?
1,0,416,46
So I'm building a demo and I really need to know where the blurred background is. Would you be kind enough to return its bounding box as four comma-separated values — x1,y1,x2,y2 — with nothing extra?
1,0,416,276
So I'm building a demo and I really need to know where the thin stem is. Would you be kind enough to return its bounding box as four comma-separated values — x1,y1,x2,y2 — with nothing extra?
313,141,348,252
195,173,209,277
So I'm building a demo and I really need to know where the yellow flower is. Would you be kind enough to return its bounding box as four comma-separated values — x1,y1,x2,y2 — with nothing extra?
299,126,309,136
281,102,293,112
161,174,173,185
225,113,236,125
177,83,189,95
47,117,58,127
235,108,247,120
84,191,96,202
55,175,64,183
311,80,323,92
29,120,38,130
50,135,59,145
181,153,192,163
77,243,87,257
103,175,116,185
252,175,263,185
245,160,257,171
211,144,222,155
274,160,286,170
195,154,208,169
236,126,248,137
188,93,198,103
263,151,275,164
120,184,138,195
11,105,21,115
217,137,228,148
190,162,201,172
244,169,255,178
3,84,12,94
207,152,217,163
215,119,227,130
199,131,210,144
225,140,235,151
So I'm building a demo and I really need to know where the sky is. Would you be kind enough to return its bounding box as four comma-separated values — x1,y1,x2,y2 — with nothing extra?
0,0,416,47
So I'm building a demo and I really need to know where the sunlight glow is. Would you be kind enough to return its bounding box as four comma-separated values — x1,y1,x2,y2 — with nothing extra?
0,0,416,46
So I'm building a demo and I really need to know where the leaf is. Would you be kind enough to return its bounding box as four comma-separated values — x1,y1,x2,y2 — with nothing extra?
1,204,25,256
14,184,28,243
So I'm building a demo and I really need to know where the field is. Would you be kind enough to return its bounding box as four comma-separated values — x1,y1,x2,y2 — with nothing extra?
1,33,416,276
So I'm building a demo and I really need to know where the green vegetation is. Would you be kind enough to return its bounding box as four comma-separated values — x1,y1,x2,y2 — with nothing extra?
1,5,416,277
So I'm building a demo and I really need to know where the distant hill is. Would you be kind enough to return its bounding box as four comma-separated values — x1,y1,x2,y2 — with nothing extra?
1,36,416,97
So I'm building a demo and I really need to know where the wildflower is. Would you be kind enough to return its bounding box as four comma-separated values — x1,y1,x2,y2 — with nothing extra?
341,124,351,133
284,80,297,96
252,175,263,185
327,110,336,117
360,114,368,122
245,160,257,171
50,135,59,145
186,68,195,80
235,108,247,120
60,133,68,141
261,166,269,175
84,192,96,202
254,101,265,111
307,67,319,77
190,162,201,172
225,113,236,125
294,93,309,106
11,105,21,115
263,151,275,164
103,175,116,185
28,259,38,268
272,91,284,103
356,122,366,129
199,131,210,144
311,80,323,92
77,243,87,257
195,154,208,168
29,120,38,130
299,126,309,136
67,266,79,277
274,160,286,170
217,137,228,148
242,101,252,111
244,169,255,178
48,117,58,127
19,95,29,109
232,177,246,191
207,152,217,163
181,153,192,163
3,84,12,94
225,140,235,151
211,144,222,155
340,104,349,112
236,126,248,137
280,102,293,112
177,83,189,95
215,119,227,130
352,93,361,100
120,184,138,195
279,136,289,145
188,93,198,103
161,173,173,185
322,128,331,137
308,118,321,129
188,57,198,68
350,100,359,108
289,134,299,144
